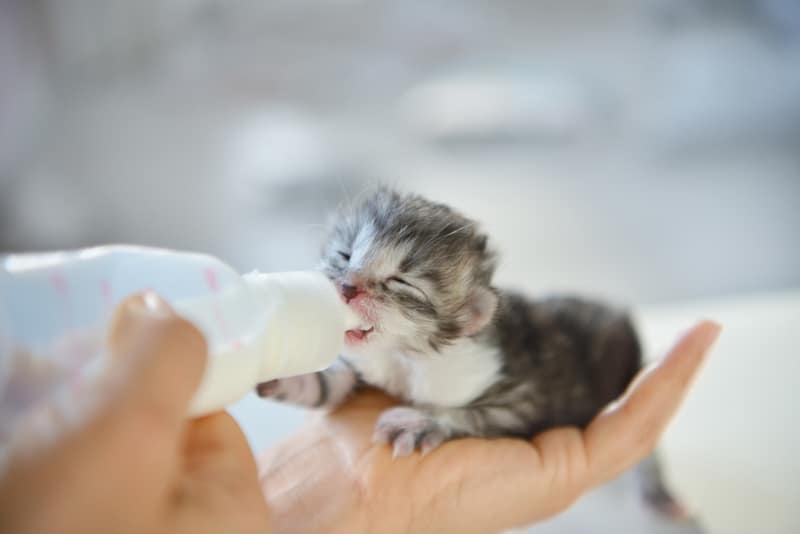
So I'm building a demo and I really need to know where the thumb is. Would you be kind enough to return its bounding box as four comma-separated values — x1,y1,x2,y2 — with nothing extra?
106,293,207,434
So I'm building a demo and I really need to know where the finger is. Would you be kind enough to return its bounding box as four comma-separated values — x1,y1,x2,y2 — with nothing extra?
0,297,209,530
584,320,721,485
107,293,208,434
180,412,270,524
183,412,259,486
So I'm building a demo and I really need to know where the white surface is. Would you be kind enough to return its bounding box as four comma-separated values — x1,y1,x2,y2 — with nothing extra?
637,291,800,534
232,290,800,533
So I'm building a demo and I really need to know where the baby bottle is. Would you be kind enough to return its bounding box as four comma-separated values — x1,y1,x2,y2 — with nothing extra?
0,245,359,427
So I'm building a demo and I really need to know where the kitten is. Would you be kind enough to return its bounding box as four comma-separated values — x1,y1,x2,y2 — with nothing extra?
257,187,685,517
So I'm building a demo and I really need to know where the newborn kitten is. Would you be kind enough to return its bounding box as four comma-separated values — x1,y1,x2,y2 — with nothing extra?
257,188,684,517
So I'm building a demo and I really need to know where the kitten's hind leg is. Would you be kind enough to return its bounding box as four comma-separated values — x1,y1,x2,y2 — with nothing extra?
255,358,358,409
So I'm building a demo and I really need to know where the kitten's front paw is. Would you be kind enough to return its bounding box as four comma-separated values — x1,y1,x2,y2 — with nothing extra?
255,374,322,407
373,407,449,457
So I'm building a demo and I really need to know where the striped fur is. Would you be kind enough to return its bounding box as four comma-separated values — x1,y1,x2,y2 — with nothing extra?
256,188,685,519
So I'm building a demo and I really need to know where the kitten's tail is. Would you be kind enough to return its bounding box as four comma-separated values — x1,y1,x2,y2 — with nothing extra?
636,452,701,526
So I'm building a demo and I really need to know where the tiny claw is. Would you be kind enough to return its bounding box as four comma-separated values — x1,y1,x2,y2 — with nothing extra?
420,433,445,456
392,432,416,458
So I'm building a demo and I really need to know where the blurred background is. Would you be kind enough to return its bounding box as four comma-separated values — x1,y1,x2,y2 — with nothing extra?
1,1,799,533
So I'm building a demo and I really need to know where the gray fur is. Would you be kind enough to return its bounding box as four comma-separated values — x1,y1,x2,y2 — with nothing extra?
256,187,686,520
471,293,641,436
315,188,640,438
320,187,497,352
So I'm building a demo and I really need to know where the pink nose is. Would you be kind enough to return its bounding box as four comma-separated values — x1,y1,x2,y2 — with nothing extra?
340,282,361,302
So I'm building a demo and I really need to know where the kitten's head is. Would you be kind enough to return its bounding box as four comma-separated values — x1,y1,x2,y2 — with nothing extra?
320,188,498,355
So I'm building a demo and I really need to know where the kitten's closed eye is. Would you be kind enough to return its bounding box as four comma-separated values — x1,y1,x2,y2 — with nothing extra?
387,276,428,301
338,251,351,261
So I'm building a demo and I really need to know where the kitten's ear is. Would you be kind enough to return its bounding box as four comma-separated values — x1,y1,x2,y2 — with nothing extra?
462,287,498,336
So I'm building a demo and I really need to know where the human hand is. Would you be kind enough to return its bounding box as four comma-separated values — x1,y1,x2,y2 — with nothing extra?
0,294,270,534
260,320,721,534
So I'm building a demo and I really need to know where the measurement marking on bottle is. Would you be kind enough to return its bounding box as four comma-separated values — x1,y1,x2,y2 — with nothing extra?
100,280,112,307
202,268,235,349
50,270,74,328
204,269,220,292
50,272,69,296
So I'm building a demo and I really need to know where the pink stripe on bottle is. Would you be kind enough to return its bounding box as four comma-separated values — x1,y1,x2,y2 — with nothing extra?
50,271,69,296
202,268,238,351
100,280,112,307
50,269,73,328
204,268,220,292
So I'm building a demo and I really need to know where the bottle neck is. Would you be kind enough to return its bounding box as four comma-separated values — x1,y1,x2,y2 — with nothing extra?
242,271,351,381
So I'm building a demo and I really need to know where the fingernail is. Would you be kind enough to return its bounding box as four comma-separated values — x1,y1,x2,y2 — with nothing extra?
107,293,176,361
128,292,175,319
697,320,722,349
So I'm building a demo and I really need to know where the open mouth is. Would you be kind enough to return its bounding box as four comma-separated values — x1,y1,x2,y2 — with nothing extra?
345,323,374,343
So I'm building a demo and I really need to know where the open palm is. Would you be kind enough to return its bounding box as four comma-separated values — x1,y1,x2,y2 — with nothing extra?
260,321,720,534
